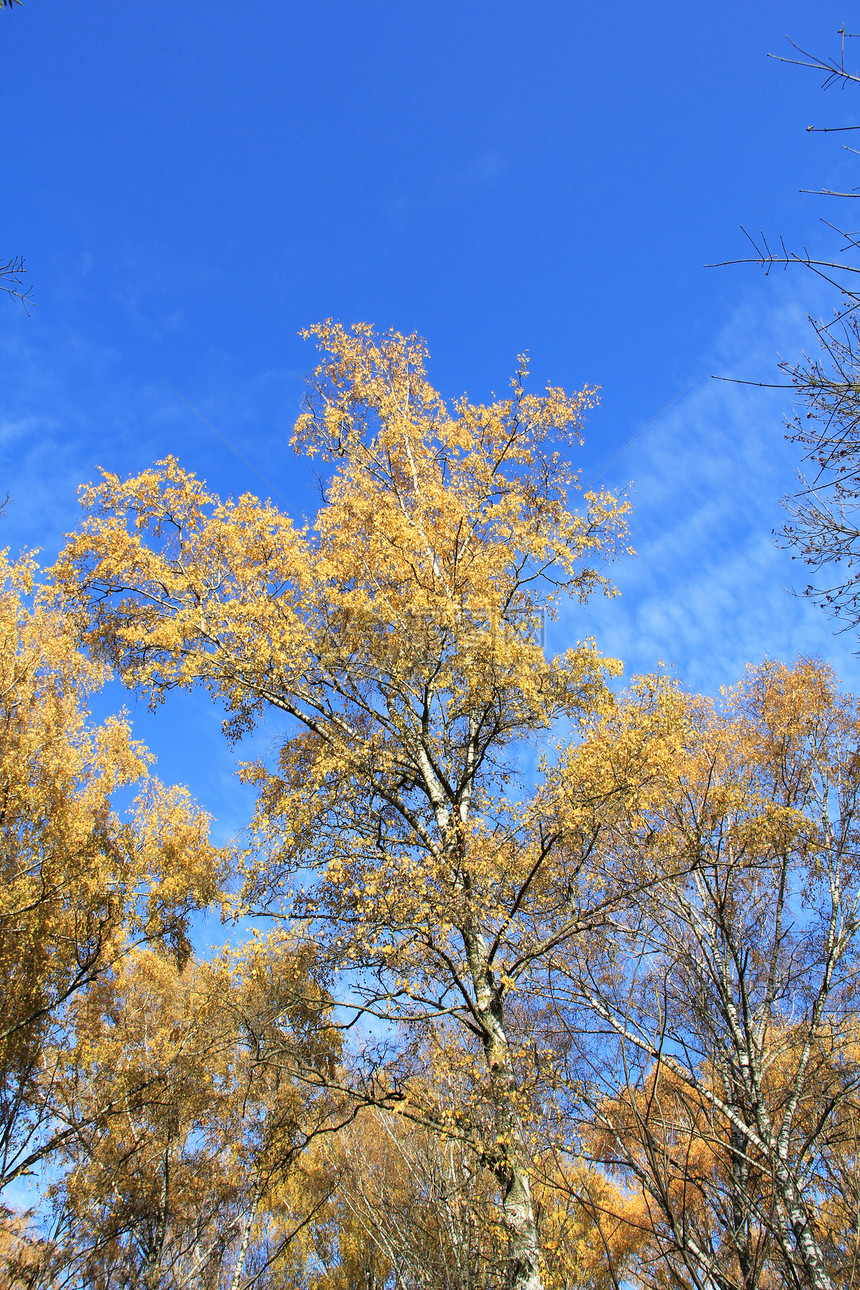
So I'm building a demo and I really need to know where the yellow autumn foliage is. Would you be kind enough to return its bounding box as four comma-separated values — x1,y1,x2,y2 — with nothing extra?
0,548,223,1196
53,323,632,1290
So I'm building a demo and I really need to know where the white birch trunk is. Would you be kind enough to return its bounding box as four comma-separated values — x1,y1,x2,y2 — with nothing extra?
463,923,543,1290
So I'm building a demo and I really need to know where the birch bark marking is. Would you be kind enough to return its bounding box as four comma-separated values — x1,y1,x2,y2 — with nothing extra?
228,1185,260,1290
463,919,543,1290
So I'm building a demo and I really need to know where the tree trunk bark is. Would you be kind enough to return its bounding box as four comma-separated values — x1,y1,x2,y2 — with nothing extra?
497,1150,542,1290
228,1186,260,1290
463,922,543,1290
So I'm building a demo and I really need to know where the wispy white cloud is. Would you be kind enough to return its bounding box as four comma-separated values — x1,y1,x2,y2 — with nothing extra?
562,277,860,697
0,301,306,563
0,301,311,864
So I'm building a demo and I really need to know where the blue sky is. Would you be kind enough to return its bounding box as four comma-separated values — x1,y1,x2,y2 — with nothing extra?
3,1,860,841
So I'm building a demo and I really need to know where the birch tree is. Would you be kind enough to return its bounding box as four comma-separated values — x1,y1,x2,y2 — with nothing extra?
0,551,220,1197
40,937,343,1290
311,1105,640,1290
550,659,860,1290
54,321,631,1290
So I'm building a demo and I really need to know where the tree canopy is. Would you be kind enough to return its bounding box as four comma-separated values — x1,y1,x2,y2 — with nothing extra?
4,323,860,1289
53,321,631,1290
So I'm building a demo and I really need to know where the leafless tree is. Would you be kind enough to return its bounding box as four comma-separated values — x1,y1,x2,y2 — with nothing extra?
0,258,32,312
714,29,860,634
